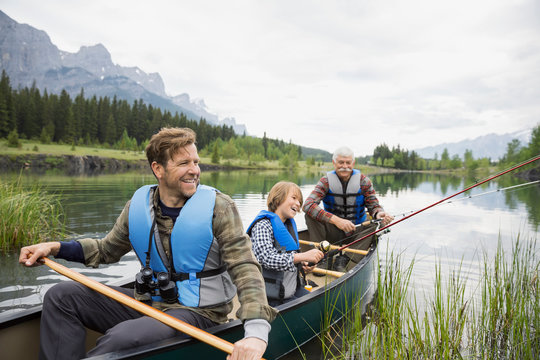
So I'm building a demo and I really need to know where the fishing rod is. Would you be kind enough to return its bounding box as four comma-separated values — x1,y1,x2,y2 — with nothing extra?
328,155,540,255
392,179,540,218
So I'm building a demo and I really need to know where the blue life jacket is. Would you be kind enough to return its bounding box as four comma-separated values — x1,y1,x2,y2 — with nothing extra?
128,184,236,307
323,169,367,224
247,210,299,251
247,210,300,300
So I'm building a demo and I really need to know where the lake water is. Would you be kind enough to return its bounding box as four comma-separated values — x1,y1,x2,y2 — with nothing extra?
1,168,539,352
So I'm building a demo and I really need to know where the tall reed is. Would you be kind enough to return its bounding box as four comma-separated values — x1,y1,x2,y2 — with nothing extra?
0,178,65,253
468,237,539,359
339,237,538,359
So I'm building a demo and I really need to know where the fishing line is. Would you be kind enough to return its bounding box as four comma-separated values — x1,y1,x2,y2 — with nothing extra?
392,179,540,218
332,154,540,254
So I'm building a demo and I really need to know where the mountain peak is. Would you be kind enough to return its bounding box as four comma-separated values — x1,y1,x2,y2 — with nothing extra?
77,44,111,59
0,10,247,134
413,129,533,160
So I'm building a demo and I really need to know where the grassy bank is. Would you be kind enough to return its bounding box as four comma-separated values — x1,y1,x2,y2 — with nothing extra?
0,140,147,161
324,238,539,359
2,139,493,175
0,178,66,253
0,139,325,171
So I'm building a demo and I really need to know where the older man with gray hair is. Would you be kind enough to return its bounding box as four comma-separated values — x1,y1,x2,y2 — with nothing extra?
302,146,393,271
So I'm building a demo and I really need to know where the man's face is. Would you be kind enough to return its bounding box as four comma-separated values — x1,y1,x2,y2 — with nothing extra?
333,155,355,181
158,143,200,201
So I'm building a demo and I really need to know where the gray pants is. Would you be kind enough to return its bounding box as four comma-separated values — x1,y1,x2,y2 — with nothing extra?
39,281,217,360
304,214,374,263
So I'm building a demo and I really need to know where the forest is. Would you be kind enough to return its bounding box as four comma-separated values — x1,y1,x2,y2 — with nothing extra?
0,70,303,166
2,70,538,170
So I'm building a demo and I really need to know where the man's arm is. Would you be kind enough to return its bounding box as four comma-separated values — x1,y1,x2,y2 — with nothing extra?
20,201,133,268
360,174,384,218
76,201,133,268
302,176,333,223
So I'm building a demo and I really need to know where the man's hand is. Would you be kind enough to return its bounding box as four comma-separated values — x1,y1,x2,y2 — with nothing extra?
19,242,61,267
330,215,356,233
227,337,266,360
376,212,394,226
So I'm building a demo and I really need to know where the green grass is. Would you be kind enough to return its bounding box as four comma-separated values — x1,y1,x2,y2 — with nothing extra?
331,238,539,359
0,177,66,253
0,140,146,161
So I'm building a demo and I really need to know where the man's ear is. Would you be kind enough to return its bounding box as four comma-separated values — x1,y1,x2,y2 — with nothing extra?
151,161,163,179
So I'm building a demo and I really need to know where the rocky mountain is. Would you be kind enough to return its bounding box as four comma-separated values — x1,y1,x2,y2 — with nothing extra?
413,128,533,160
0,10,245,133
171,94,246,134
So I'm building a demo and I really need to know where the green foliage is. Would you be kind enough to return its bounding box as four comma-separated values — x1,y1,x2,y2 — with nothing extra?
0,72,320,167
0,72,236,153
499,122,540,169
202,135,302,168
7,128,21,148
342,239,539,359
0,179,66,252
114,129,139,151
211,142,220,164
222,138,238,159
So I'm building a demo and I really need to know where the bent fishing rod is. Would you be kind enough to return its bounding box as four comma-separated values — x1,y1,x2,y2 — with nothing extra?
327,155,540,256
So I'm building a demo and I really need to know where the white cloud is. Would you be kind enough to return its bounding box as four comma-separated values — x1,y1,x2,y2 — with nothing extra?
2,0,539,155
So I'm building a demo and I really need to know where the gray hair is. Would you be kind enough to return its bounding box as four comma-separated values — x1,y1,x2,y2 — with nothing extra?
332,146,354,161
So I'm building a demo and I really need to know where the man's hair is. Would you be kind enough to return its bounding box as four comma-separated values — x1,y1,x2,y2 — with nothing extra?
332,146,354,161
145,127,196,166
267,181,303,213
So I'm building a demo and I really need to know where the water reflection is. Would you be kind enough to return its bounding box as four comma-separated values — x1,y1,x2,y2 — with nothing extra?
1,169,539,318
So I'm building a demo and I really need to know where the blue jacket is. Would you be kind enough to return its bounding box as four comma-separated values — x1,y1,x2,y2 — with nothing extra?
247,210,300,300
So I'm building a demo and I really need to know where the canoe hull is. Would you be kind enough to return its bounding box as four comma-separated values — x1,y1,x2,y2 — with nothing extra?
0,226,378,360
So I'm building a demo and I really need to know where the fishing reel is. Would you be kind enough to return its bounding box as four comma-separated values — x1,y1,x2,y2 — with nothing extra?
135,267,178,303
319,240,331,253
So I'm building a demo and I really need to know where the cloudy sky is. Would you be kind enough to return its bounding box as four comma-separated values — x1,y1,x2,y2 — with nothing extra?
2,0,540,155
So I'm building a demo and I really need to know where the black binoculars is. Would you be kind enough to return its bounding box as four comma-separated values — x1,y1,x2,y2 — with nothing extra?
135,267,178,303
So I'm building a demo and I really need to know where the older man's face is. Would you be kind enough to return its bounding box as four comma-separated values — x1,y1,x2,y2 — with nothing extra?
332,155,355,181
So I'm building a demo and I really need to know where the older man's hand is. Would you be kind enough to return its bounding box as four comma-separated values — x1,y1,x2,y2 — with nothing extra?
376,212,394,226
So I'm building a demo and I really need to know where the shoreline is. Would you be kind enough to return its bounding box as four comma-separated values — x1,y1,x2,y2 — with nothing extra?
0,154,244,175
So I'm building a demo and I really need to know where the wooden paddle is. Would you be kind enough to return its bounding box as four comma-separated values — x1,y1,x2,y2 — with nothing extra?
41,257,260,358
311,267,344,278
299,240,368,256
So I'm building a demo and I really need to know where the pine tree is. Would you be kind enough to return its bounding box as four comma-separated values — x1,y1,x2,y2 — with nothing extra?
0,70,15,137
211,142,220,164
262,131,268,159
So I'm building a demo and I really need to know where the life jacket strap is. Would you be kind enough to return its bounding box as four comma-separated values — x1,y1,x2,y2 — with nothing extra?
170,264,227,281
